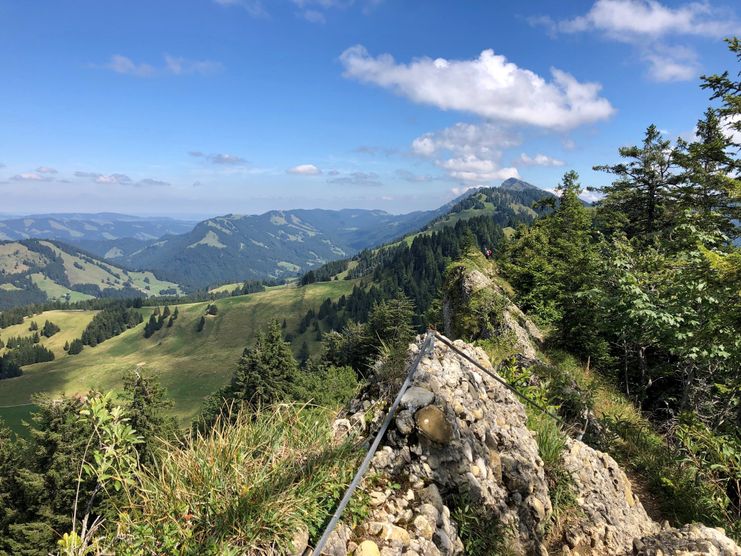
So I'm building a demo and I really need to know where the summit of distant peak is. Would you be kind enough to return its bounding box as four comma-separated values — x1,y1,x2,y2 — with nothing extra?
499,178,541,192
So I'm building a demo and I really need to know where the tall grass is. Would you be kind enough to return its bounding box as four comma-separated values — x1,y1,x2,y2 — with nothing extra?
115,404,362,555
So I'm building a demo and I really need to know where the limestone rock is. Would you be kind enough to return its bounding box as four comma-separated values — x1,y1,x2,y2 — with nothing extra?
634,523,741,555
322,333,740,556
400,386,435,411
558,438,659,554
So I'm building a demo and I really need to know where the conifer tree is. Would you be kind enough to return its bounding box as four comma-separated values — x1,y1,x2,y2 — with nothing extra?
196,315,206,332
121,369,175,464
226,321,298,408
593,125,677,241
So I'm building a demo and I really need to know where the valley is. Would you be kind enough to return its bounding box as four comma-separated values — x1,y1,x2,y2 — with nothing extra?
0,279,356,429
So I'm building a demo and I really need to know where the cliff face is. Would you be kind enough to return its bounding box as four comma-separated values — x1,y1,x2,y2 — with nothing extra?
318,257,741,556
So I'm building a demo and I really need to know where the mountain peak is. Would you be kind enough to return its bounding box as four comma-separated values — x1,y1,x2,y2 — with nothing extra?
499,177,541,192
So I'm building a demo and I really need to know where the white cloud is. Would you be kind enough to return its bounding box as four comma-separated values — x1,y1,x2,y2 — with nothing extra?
438,156,519,182
102,55,222,77
412,123,519,158
94,173,132,185
411,122,521,183
517,153,565,167
105,55,156,77
340,46,614,130
36,166,58,174
288,163,322,175
642,49,698,81
74,171,168,187
535,0,739,82
11,172,52,182
550,0,737,39
189,151,247,165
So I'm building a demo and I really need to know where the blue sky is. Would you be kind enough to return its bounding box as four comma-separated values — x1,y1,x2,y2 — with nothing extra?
0,0,739,217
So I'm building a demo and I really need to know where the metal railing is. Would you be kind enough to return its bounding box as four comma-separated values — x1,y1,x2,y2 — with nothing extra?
310,331,435,556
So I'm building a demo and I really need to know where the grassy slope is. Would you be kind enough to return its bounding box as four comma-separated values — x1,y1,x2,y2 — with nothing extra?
0,309,98,358
0,280,356,428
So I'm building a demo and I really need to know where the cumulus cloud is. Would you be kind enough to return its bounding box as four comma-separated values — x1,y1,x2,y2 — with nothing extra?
328,171,382,186
340,46,614,130
36,166,58,174
411,122,521,183
102,54,222,77
437,157,519,182
516,153,565,167
287,164,322,175
412,123,520,158
545,0,737,39
189,151,247,165
534,0,739,82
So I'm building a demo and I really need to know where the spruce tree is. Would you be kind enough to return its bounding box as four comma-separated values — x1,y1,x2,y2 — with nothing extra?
121,370,175,465
196,316,206,332
227,321,298,408
673,108,740,241
593,124,677,241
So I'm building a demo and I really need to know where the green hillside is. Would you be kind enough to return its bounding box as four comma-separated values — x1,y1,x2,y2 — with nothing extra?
0,239,183,309
0,279,356,429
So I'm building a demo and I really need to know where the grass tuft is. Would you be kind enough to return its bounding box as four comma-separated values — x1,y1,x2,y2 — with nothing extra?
115,403,363,555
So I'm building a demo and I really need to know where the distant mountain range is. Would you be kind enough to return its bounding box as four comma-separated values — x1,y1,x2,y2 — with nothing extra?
0,213,197,242
0,179,552,303
86,207,451,289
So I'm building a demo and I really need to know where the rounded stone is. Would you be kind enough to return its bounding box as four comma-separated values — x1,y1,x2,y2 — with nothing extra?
400,386,435,411
354,540,381,556
414,406,453,444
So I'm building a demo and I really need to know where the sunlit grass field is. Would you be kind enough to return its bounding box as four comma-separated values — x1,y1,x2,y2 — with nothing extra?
0,280,356,429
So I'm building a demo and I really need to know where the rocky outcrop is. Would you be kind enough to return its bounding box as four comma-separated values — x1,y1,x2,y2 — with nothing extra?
559,439,659,554
322,333,741,556
634,524,741,556
442,256,544,361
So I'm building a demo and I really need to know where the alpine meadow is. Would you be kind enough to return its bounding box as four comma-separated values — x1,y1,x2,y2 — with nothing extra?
0,2,739,555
